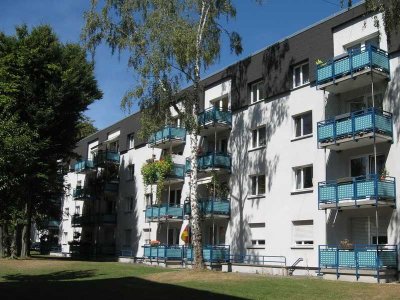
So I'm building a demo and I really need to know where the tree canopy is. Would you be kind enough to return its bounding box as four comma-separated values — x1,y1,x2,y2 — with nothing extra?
0,24,102,257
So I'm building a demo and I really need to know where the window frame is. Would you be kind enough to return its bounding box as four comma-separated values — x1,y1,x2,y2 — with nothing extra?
292,111,313,139
125,197,134,212
292,220,314,248
293,165,313,191
250,80,265,104
292,62,310,89
249,174,266,197
127,133,135,149
251,126,267,150
127,164,135,181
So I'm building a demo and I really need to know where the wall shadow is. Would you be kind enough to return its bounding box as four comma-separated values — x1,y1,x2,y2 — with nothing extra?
0,270,244,300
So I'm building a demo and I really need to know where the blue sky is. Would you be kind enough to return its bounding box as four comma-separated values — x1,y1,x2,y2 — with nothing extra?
0,0,361,130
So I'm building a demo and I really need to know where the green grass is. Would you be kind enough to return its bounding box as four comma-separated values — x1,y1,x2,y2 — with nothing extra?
0,256,399,300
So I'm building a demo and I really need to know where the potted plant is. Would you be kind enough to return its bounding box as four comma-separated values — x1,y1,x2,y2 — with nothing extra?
380,168,389,180
339,239,353,250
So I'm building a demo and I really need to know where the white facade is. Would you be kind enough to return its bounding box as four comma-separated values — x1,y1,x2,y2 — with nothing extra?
60,6,400,281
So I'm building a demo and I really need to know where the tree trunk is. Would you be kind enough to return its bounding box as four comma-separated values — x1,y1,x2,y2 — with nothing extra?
20,198,32,258
10,227,18,259
190,107,204,269
0,225,3,258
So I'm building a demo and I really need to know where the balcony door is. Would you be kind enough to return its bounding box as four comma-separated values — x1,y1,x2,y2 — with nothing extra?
350,154,385,177
169,189,182,205
351,217,388,245
167,228,180,245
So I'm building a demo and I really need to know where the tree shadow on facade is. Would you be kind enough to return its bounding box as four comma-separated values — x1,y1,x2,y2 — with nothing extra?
0,270,244,300
387,55,400,140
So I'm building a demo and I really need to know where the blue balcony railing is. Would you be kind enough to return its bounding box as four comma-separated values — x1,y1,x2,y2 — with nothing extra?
71,214,96,227
143,245,184,261
73,188,89,199
145,204,184,221
148,126,186,146
104,182,119,193
186,152,231,172
184,198,230,216
316,46,390,86
317,108,393,146
94,150,120,166
319,245,398,281
74,160,94,173
318,174,396,208
185,245,230,263
198,107,232,128
168,164,185,180
99,214,117,224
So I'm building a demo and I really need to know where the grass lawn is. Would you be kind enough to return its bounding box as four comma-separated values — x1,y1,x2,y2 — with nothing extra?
0,256,399,300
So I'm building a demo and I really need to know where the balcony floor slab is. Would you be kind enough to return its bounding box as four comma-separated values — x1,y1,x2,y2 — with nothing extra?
320,132,392,151
320,198,396,210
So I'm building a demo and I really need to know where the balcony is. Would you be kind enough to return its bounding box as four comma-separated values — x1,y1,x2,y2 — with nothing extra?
317,46,390,93
73,188,90,200
198,107,232,136
166,164,185,183
71,214,96,227
319,245,397,282
98,214,117,224
143,245,184,261
94,150,120,167
74,160,94,173
184,198,230,218
145,204,184,222
318,174,396,210
186,152,231,173
104,182,119,194
186,245,230,263
317,108,393,150
148,126,186,149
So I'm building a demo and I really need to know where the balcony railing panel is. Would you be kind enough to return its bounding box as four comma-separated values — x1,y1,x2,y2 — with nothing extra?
319,245,398,272
318,174,396,208
94,151,120,166
198,107,232,128
186,152,231,172
148,126,186,146
168,164,185,179
104,182,119,193
316,46,390,86
74,160,94,173
185,245,230,263
143,245,184,261
184,198,230,216
145,204,184,220
317,108,393,146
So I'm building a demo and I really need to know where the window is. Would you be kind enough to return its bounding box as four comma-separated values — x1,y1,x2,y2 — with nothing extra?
292,220,313,247
124,229,132,247
293,112,312,138
145,193,153,206
75,206,81,215
293,63,309,88
294,165,313,190
127,133,134,149
252,126,266,149
250,175,266,196
350,154,385,177
248,223,266,249
126,197,134,212
127,164,135,181
250,81,265,103
64,208,70,218
169,189,182,205
63,232,68,244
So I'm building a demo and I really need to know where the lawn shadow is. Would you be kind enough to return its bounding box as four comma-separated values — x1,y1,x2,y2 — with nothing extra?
0,270,245,300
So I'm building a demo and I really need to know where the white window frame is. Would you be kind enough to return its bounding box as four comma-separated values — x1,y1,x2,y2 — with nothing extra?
292,220,314,248
293,165,313,191
249,174,266,197
127,164,135,181
128,133,135,149
292,111,312,139
250,80,265,103
169,189,182,205
293,62,310,88
251,126,266,150
348,153,385,177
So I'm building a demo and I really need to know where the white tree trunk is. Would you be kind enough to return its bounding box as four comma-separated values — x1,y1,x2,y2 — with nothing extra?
189,120,204,269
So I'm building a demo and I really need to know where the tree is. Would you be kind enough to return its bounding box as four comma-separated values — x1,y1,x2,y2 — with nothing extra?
365,0,400,34
77,115,98,140
83,0,260,268
0,25,102,257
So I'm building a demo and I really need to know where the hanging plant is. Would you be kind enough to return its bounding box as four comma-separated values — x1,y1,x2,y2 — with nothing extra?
206,171,230,199
141,155,173,204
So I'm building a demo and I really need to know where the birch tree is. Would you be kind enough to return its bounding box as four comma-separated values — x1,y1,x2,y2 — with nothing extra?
82,0,260,268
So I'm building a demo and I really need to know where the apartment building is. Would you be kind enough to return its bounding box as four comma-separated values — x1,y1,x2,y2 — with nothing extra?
60,3,400,282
